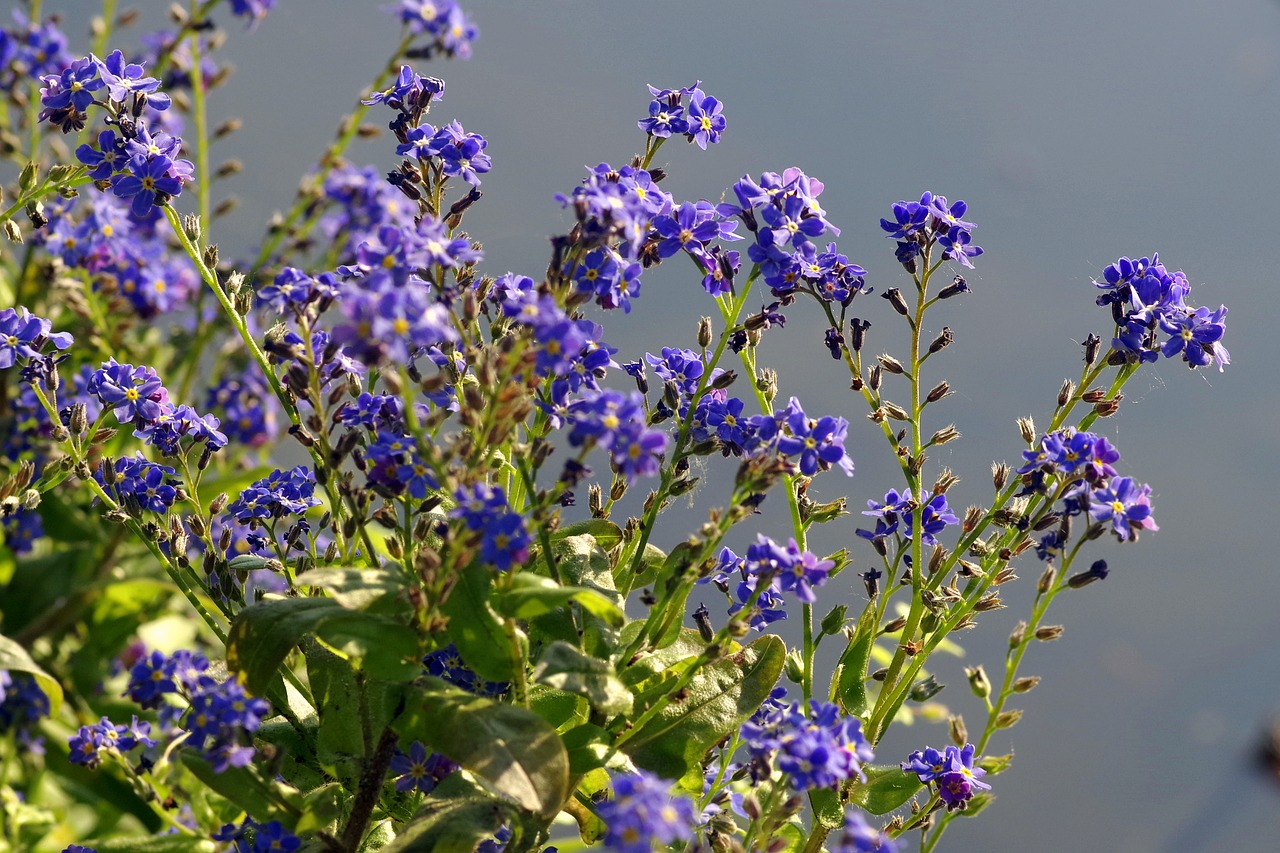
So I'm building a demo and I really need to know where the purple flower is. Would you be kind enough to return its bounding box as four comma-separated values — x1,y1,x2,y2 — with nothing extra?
685,88,725,149
777,399,855,477
744,699,874,791
89,359,168,423
94,49,170,109
38,56,102,125
598,771,697,853
391,741,457,793
0,307,73,369
110,154,186,217
829,809,900,853
902,743,990,810
1088,476,1158,541
1159,304,1228,370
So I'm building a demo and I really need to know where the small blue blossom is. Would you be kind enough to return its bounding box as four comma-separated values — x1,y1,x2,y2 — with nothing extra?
0,307,73,370
597,770,697,853
1088,476,1157,541
903,743,990,810
390,740,457,793
829,810,900,853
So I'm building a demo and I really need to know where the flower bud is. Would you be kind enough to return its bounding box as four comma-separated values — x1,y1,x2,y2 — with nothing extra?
950,715,968,746
1057,378,1075,409
1067,559,1109,588
1035,625,1064,641
1018,417,1036,445
820,604,847,636
1010,620,1027,648
1037,565,1057,594
883,402,910,421
849,318,870,351
928,326,953,354
1013,676,1041,693
698,316,714,348
882,287,910,317
938,275,969,299
755,368,777,402
996,709,1023,729
1084,333,1102,366
877,353,905,374
693,603,715,643
930,424,960,445
965,665,991,698
784,650,805,684
909,674,944,702
861,569,882,599
926,381,951,404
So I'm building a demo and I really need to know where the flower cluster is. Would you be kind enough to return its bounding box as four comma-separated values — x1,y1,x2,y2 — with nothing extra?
0,671,51,752
94,454,182,514
0,12,72,84
395,0,480,59
0,308,74,371
123,648,267,773
1094,254,1229,370
857,487,959,547
742,697,874,791
214,818,301,853
38,50,195,216
596,770,697,853
226,467,321,522
423,643,508,698
717,168,856,304
390,740,457,793
880,191,983,271
1018,430,1158,546
638,82,726,150
450,482,530,571
67,715,156,768
902,743,991,810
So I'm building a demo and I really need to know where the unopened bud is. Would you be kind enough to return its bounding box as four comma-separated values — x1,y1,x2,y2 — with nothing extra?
966,665,991,698
877,353,905,374
1067,559,1109,588
1010,620,1027,648
1037,565,1057,595
996,709,1023,729
698,316,714,348
930,424,960,445
849,318,870,351
1084,333,1102,366
883,401,910,421
950,715,968,746
1013,676,1041,693
868,365,882,393
938,275,969,300
1018,417,1036,445
882,287,910,317
1035,625,1064,641
1057,378,1076,409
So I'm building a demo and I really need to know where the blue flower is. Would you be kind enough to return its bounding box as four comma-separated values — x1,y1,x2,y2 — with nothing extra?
390,741,457,793
902,743,990,810
1088,476,1157,541
829,809,900,853
685,88,725,149
598,771,697,853
0,307,73,369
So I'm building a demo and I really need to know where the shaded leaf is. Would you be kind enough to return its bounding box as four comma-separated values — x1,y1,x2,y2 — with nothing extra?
834,603,878,717
381,775,513,853
0,633,62,717
395,681,569,819
620,634,784,780
551,518,623,551
441,563,519,681
847,764,923,815
531,641,632,716
495,573,624,627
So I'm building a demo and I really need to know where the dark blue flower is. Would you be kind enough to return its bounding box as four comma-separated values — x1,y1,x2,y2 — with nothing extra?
0,307,73,369
390,740,457,793
1088,476,1157,541
685,88,725,149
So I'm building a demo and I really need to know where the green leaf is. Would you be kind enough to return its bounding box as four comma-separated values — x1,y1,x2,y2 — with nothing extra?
395,681,570,819
957,792,994,817
226,597,345,696
381,775,512,853
551,518,623,550
834,603,878,717
494,573,624,627
314,610,421,681
294,782,347,835
620,634,784,780
79,836,215,853
847,764,922,815
254,719,327,792
531,641,632,716
441,563,519,681
37,489,103,544
0,633,62,717
808,787,843,832
527,683,586,730
620,542,667,591
560,723,611,775
305,566,408,614
179,752,301,824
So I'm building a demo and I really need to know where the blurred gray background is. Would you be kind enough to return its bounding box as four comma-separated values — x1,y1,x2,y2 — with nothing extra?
52,0,1280,850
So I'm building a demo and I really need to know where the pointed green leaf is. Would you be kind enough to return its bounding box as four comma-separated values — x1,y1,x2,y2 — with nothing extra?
847,764,923,815
314,610,421,681
226,597,345,695
620,634,784,780
494,573,624,627
441,563,519,681
381,775,513,853
395,681,570,819
834,603,878,717
0,633,62,717
531,641,632,715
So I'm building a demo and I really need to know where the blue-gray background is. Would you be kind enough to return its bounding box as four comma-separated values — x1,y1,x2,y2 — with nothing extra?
54,1,1280,850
